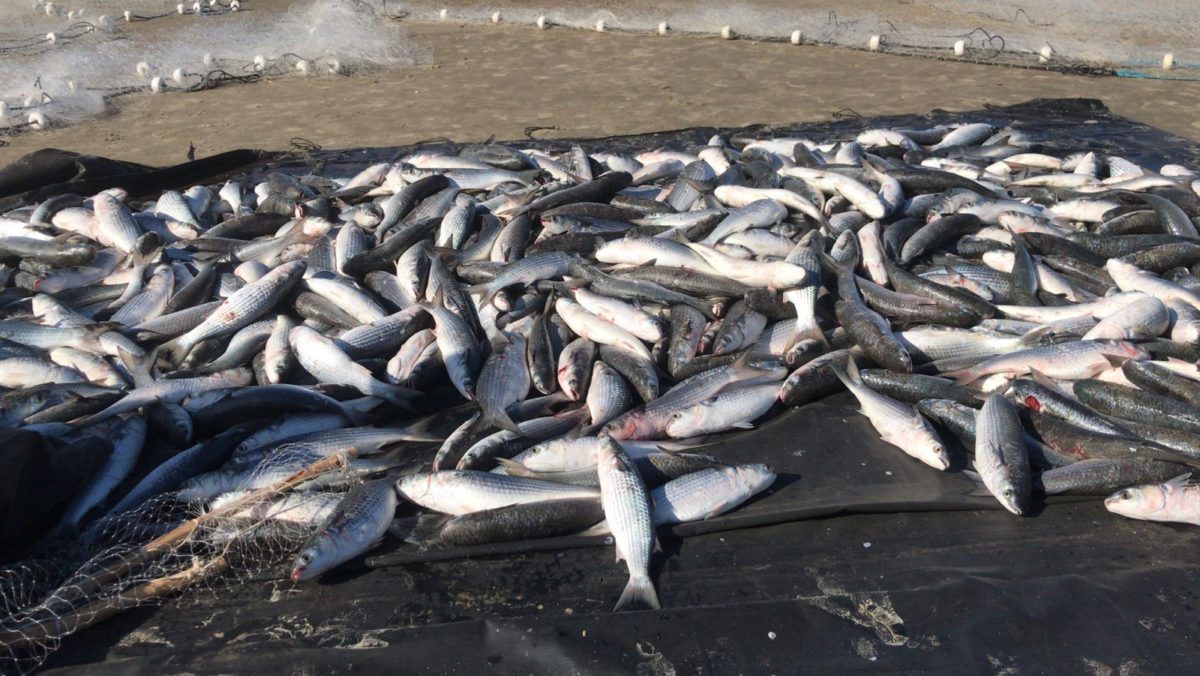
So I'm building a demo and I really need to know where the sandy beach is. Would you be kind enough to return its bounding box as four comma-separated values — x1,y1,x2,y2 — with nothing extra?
2,17,1200,167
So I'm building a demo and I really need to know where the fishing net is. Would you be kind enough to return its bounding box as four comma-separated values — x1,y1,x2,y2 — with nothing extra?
404,0,1200,78
0,0,423,132
0,444,361,673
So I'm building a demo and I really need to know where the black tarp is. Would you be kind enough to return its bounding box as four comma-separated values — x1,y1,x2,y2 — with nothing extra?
2,98,1193,672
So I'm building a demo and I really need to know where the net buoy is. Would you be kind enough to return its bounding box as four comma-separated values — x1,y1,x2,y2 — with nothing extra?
1039,44,1053,63
491,11,501,23
253,54,266,71
45,32,57,44
657,21,668,36
720,26,733,40
44,2,54,16
790,30,802,45
326,59,341,74
67,80,77,92
97,14,112,30
150,76,164,93
868,35,881,51
28,111,48,130
595,19,605,32
136,61,151,76
1163,53,1175,70
172,68,185,84
953,40,965,56
296,60,312,75
192,1,202,13
230,0,239,10
439,8,447,21
0,101,9,119
177,3,185,14
202,52,213,66
124,9,132,21
67,10,75,20
536,16,546,29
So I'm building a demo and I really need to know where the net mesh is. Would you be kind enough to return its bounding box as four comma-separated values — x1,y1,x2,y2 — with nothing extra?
0,0,423,131
403,0,1200,77
0,444,359,674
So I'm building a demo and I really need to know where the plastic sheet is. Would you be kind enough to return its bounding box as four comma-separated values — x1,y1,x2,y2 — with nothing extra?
0,98,1194,672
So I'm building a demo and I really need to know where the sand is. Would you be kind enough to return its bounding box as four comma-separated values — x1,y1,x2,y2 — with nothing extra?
2,17,1200,167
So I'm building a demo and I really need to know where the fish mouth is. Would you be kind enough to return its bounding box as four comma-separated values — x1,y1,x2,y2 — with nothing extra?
290,566,306,583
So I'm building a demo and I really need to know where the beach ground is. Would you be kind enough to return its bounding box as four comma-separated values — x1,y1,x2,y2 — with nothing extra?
2,16,1199,166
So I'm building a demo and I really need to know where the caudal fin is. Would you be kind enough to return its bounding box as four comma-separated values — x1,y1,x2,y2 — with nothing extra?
376,383,422,412
483,407,522,434
614,575,661,612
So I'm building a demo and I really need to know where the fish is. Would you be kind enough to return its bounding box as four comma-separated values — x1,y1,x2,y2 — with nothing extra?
832,357,949,470
665,383,780,437
11,117,1200,621
475,331,530,432
974,394,1031,515
290,480,398,582
650,464,776,525
595,438,659,611
395,470,599,514
1105,475,1200,525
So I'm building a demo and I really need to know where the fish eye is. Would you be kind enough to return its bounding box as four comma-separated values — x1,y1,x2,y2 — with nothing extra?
300,553,312,563
1119,490,1132,500
1003,488,1014,499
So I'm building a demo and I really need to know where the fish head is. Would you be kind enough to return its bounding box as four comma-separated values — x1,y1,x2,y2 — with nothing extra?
915,417,951,471
394,472,436,504
730,463,778,494
1006,380,1041,411
986,476,1026,516
664,403,708,439
1105,484,1168,520
290,532,336,583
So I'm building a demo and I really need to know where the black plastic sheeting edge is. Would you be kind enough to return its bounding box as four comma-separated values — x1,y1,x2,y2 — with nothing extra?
0,148,281,211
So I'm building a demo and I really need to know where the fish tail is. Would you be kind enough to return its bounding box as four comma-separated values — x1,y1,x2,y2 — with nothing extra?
466,282,499,305
793,317,829,348
828,357,856,388
376,382,422,412
614,575,661,612
397,513,451,547
483,407,522,434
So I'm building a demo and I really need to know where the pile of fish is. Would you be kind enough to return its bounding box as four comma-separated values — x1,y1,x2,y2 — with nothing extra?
3,118,1200,612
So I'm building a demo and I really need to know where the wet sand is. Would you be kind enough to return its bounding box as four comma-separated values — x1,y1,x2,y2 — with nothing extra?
2,18,1200,166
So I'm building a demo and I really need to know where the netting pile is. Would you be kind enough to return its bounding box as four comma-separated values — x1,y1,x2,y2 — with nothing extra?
0,0,422,133
403,0,1200,78
0,444,359,673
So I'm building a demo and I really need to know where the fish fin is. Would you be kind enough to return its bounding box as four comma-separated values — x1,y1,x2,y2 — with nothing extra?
379,384,421,412
481,407,522,434
116,344,157,389
390,414,446,443
465,282,499,305
841,355,864,385
1027,367,1067,394
400,513,451,547
494,457,538,478
653,536,664,553
1165,473,1194,488
732,422,755,429
1016,325,1055,347
614,575,661,612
